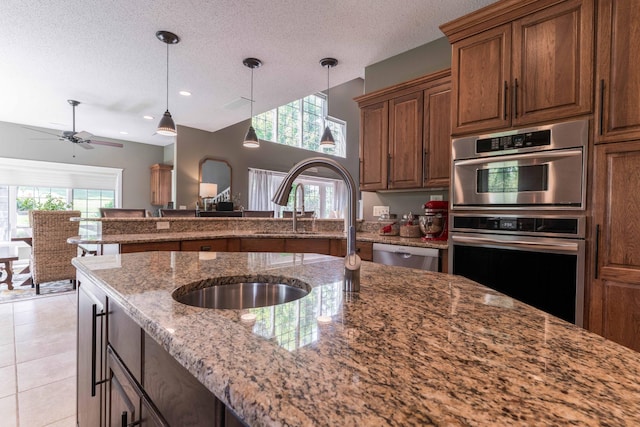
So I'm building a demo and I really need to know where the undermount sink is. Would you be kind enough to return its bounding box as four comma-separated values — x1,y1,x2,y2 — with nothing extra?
173,276,310,309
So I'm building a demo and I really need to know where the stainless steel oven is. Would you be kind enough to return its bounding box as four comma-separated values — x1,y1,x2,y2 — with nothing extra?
449,214,585,326
449,120,589,326
451,120,588,209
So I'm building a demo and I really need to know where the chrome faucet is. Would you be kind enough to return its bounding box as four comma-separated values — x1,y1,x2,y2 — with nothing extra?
292,183,305,233
272,157,360,292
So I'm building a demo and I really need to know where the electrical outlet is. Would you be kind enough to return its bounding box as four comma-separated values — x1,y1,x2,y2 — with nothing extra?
430,195,443,201
179,205,187,210
373,205,390,217
156,221,170,230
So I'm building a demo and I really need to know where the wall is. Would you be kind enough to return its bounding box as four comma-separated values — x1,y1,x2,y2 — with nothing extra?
360,37,451,220
174,78,364,210
0,121,165,211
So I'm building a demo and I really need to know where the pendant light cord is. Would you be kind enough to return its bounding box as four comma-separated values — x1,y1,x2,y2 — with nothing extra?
250,66,254,121
166,43,170,110
326,64,330,120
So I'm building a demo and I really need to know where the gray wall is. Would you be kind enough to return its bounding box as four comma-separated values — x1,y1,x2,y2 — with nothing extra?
360,37,452,220
0,120,164,211
174,78,364,209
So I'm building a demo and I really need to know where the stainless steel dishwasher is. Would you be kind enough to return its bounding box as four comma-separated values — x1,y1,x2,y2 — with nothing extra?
372,243,440,271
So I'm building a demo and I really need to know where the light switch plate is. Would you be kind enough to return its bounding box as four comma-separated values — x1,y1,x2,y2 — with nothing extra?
373,205,390,216
156,221,170,230
430,195,443,201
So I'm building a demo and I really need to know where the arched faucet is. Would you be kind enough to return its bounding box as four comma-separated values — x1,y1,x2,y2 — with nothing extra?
272,157,361,292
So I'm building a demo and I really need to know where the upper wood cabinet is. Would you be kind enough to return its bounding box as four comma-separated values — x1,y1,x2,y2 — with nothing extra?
589,140,640,352
443,0,594,136
150,163,172,206
595,0,640,143
359,101,388,190
355,69,451,191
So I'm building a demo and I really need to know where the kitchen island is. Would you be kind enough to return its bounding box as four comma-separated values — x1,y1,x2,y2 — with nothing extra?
73,251,640,426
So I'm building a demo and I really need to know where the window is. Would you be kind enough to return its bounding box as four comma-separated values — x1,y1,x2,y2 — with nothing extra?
247,168,347,219
253,93,346,157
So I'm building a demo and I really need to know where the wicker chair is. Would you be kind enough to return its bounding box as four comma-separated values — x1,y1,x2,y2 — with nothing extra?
29,210,81,295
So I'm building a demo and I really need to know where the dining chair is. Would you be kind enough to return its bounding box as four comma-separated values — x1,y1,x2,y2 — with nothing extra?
29,210,81,294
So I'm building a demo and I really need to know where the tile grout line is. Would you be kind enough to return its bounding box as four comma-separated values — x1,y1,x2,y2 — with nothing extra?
10,302,20,427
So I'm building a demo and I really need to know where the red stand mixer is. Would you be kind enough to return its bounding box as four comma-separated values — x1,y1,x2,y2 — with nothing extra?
419,200,448,241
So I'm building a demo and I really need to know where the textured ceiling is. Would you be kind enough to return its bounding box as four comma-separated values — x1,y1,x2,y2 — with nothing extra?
0,0,494,146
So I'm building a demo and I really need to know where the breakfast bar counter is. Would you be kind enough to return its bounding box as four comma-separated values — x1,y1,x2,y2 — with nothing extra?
73,251,640,426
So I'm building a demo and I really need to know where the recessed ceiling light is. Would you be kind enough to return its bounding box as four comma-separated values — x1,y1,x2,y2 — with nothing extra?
143,115,154,120
120,131,128,135
179,91,191,96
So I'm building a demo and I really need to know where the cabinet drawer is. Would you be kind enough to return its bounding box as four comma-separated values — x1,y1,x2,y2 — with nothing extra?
120,241,180,253
329,240,373,261
181,239,228,252
239,238,285,252
284,238,331,254
108,300,142,382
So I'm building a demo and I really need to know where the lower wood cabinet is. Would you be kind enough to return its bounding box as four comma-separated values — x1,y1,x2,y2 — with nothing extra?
77,274,246,426
329,240,373,261
181,239,231,252
120,241,180,254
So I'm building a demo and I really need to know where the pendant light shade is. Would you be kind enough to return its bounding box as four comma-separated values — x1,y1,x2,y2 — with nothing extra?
320,57,338,148
156,30,180,136
242,57,262,148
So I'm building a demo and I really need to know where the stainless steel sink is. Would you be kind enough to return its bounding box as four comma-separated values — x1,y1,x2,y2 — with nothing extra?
173,277,310,309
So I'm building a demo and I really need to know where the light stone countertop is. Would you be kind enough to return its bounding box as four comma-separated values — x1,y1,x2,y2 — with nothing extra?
73,251,640,426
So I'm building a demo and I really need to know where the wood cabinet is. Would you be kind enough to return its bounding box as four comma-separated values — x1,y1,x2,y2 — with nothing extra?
181,239,230,252
329,240,373,262
594,0,640,143
356,69,452,191
359,101,389,190
443,0,594,136
239,238,285,252
120,241,180,254
150,164,172,206
77,276,107,427
589,141,640,352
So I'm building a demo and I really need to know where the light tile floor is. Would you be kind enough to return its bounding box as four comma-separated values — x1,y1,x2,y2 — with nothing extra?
0,292,77,427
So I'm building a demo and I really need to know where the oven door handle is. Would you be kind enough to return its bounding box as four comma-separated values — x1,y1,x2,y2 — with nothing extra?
453,147,583,167
451,234,580,254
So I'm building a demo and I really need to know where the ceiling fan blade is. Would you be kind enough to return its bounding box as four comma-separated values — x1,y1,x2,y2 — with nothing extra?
88,139,124,148
74,130,93,140
22,126,62,137
76,142,95,150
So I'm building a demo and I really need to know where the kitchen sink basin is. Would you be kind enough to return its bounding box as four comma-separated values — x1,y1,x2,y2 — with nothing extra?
173,276,310,309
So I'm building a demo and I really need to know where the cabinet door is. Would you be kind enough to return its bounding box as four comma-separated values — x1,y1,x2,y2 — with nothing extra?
240,238,285,252
595,0,640,143
590,141,640,351
150,164,173,206
512,0,593,126
120,241,180,254
423,80,451,188
388,91,424,189
451,23,511,135
77,279,106,427
284,238,331,254
359,101,389,190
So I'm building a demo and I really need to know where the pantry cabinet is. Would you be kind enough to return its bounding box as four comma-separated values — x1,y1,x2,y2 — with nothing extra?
590,140,640,352
443,0,594,136
356,69,451,192
594,0,640,143
150,163,173,206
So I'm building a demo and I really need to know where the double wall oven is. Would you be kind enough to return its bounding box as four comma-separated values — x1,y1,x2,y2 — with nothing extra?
449,120,588,326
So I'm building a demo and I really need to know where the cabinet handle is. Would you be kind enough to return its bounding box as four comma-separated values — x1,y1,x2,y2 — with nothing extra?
91,304,107,397
200,245,211,251
513,78,519,119
599,79,605,135
595,224,600,279
359,158,363,183
503,81,508,120
422,150,428,183
387,154,392,185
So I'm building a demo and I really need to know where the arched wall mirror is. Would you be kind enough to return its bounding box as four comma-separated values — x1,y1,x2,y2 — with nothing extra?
199,157,232,202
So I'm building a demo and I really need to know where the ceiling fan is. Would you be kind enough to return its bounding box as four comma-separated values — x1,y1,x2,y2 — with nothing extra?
26,99,124,149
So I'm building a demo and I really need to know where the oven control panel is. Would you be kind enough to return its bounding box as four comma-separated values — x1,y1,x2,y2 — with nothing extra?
476,129,551,153
452,215,581,236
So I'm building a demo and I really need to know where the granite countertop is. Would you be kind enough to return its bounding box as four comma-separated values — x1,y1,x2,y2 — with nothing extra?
68,231,449,250
73,251,640,426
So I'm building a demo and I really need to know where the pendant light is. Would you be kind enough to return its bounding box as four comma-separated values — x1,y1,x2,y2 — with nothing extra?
319,58,338,148
156,30,180,136
242,57,262,148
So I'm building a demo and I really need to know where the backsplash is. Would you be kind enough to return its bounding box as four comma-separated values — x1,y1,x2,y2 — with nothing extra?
361,190,448,221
